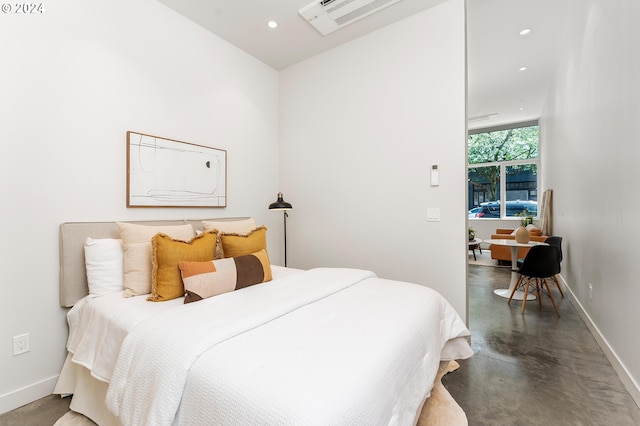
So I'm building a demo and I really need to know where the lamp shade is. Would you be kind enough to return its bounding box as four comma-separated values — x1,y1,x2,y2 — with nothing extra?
268,192,292,210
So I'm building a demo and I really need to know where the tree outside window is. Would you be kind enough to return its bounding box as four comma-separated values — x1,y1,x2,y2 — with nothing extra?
468,124,539,219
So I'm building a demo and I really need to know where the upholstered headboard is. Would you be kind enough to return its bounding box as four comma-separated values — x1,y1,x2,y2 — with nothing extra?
59,218,250,307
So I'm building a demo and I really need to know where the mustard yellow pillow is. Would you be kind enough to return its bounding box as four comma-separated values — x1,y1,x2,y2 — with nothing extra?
148,230,218,302
201,218,257,259
220,226,267,258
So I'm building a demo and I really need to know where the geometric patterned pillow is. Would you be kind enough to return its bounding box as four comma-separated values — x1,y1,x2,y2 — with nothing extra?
179,249,272,304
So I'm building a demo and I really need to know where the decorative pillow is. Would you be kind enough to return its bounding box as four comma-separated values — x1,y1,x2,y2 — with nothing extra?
117,222,195,297
220,226,267,258
179,249,272,304
526,224,542,236
202,218,257,259
84,237,123,297
148,230,218,302
201,218,257,234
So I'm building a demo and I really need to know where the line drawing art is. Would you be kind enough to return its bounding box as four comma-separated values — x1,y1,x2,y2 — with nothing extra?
127,131,227,207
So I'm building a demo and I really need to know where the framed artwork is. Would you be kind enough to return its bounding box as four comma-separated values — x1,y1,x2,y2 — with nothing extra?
126,131,227,208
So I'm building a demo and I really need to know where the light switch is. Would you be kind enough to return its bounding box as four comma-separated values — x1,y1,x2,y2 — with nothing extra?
426,208,440,221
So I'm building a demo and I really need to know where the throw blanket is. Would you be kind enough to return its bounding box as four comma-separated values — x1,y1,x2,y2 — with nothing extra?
65,291,182,382
106,268,471,425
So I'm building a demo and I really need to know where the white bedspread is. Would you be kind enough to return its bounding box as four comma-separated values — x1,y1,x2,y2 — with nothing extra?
63,266,301,384
65,291,183,382
105,268,472,426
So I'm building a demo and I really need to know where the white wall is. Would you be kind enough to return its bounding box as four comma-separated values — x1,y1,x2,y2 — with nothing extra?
279,0,468,317
541,0,640,399
0,0,280,413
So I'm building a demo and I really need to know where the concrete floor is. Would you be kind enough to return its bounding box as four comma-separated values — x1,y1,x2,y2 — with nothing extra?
2,262,640,425
0,393,70,426
442,263,640,425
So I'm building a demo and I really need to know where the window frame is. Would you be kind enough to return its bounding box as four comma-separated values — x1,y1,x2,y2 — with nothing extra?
468,121,540,221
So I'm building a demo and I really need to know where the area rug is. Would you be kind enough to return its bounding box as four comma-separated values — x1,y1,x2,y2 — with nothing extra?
417,360,467,426
54,361,466,426
469,249,509,268
54,410,95,425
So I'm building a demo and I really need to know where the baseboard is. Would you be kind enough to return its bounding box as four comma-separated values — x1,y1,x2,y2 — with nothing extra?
0,375,59,415
561,275,640,408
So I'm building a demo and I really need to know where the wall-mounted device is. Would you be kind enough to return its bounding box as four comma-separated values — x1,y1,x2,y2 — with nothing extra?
299,0,402,36
430,164,439,186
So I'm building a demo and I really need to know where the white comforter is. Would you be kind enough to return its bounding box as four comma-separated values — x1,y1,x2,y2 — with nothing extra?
105,268,472,426
65,291,182,382
64,266,302,385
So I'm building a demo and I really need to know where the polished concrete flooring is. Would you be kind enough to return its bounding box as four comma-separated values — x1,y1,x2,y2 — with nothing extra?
0,393,70,426
2,262,640,425
442,262,640,425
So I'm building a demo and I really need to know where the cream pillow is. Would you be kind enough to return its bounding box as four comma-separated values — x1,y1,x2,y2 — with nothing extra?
526,224,542,236
117,222,195,297
202,218,257,258
84,237,123,297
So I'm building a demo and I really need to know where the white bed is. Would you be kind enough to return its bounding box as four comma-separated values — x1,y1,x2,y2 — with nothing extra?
54,219,472,426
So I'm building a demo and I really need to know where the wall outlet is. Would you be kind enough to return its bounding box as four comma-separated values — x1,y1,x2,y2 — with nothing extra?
588,283,593,301
13,333,29,356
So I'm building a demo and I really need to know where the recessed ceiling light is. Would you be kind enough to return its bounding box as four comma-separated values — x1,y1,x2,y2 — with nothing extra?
520,28,531,36
519,66,527,72
519,107,525,111
267,20,278,29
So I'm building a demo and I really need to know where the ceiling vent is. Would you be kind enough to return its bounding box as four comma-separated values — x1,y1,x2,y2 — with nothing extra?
299,0,402,36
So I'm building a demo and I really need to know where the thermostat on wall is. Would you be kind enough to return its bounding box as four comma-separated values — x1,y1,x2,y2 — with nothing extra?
430,164,439,186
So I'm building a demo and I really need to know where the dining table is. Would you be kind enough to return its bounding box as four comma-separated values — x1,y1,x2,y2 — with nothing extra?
484,238,548,301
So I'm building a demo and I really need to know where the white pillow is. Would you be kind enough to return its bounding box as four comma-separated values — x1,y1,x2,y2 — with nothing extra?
84,237,124,297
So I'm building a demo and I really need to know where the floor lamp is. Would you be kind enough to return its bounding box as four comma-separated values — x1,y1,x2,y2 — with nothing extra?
268,192,292,267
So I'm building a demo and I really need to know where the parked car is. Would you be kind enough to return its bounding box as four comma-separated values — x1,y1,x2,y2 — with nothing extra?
468,207,482,218
475,200,537,218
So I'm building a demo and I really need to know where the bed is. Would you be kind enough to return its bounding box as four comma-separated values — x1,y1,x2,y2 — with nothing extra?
54,219,473,426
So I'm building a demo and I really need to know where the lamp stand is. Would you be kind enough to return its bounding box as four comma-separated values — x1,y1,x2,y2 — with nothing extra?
268,192,292,268
283,210,288,267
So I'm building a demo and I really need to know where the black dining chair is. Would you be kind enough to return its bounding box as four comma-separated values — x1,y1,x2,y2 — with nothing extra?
544,236,564,298
509,244,561,318
517,236,564,298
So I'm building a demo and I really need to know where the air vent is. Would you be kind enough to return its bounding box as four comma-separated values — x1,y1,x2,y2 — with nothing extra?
468,113,499,122
299,0,402,36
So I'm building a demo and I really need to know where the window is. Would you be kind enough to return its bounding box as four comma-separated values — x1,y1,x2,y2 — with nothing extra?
467,123,539,219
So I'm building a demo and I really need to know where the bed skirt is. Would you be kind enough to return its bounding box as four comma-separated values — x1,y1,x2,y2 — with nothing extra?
54,354,467,426
54,354,119,426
